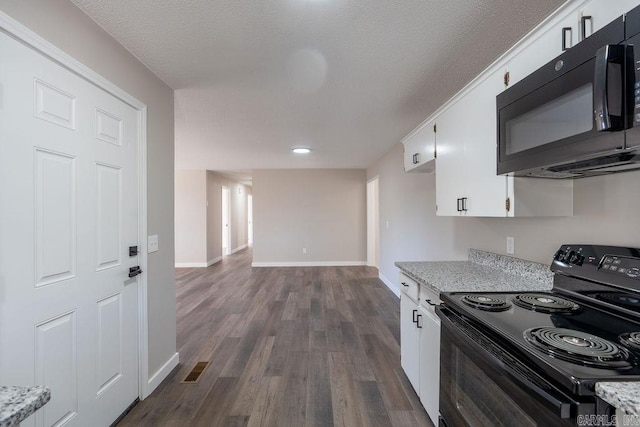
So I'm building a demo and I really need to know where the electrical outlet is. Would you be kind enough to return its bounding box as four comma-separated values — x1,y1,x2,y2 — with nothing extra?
148,235,159,253
302,248,307,254
506,237,515,255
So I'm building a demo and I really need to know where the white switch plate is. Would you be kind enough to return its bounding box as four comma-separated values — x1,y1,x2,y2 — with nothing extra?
148,235,159,253
506,236,515,255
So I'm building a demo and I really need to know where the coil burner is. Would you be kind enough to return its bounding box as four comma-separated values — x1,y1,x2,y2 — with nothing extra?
619,332,640,353
513,293,581,314
461,295,511,312
525,327,632,368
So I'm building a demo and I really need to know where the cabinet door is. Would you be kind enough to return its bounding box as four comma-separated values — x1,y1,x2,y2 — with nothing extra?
419,306,441,427
403,121,436,172
400,295,420,394
463,70,509,217
435,105,465,216
579,0,636,40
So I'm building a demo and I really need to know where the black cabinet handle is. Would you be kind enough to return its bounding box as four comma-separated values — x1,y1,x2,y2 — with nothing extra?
456,198,462,212
401,282,409,287
461,197,468,212
128,266,142,278
416,314,423,328
424,299,437,307
412,153,420,164
561,27,572,51
412,309,418,323
581,15,592,41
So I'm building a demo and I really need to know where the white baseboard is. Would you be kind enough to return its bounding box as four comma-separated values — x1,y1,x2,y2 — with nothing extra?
251,261,368,267
145,352,179,398
207,256,222,267
175,262,208,268
379,273,400,298
231,244,248,254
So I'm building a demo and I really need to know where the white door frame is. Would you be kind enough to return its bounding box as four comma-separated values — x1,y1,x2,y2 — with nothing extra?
0,13,153,399
367,176,379,268
222,186,231,255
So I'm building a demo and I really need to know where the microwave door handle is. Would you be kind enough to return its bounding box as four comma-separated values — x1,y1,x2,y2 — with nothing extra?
594,44,625,131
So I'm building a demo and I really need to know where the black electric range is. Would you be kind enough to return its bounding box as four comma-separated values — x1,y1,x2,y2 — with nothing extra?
437,245,640,426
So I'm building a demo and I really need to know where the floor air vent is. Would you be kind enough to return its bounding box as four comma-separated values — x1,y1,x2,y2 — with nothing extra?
181,361,209,383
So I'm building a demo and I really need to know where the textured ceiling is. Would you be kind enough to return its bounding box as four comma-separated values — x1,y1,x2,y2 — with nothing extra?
71,0,565,174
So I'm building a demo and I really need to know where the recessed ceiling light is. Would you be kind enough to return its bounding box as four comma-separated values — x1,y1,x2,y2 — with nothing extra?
292,148,311,154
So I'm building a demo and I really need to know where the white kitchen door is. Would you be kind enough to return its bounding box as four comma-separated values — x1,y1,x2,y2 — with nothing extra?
0,31,139,426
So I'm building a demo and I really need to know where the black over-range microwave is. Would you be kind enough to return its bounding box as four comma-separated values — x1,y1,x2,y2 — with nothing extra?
497,5,640,178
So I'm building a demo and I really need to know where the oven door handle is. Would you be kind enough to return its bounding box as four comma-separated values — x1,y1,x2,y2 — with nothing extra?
438,307,578,419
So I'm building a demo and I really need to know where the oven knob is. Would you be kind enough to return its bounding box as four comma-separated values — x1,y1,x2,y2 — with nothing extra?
628,268,640,278
554,250,566,261
564,251,575,263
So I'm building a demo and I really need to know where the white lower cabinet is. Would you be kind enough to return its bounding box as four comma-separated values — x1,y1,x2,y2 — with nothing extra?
400,274,441,426
400,294,421,393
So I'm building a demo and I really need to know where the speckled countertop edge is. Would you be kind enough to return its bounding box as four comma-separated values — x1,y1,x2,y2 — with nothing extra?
0,386,50,427
395,249,553,294
596,382,640,416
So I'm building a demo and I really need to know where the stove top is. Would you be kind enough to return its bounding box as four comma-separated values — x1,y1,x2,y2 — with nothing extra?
440,245,640,396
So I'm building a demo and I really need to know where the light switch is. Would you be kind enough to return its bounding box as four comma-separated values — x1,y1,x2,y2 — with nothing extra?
148,235,159,253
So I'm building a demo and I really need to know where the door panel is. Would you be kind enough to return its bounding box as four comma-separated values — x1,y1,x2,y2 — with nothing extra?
35,149,77,286
0,31,139,426
35,312,78,427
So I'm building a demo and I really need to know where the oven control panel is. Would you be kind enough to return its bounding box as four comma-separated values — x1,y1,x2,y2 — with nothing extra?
601,256,640,278
552,245,640,283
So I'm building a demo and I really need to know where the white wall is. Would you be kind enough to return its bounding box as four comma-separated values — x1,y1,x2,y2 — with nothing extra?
367,144,467,295
367,142,640,296
0,0,176,382
175,171,207,266
252,169,367,265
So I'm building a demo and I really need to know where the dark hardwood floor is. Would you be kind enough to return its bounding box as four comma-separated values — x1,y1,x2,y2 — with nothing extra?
118,248,431,426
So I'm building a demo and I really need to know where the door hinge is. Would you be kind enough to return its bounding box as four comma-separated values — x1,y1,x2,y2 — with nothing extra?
504,71,510,87
433,124,437,133
434,148,437,159
506,197,511,212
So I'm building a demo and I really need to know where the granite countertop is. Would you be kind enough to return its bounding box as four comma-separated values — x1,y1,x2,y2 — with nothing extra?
596,382,640,416
395,249,554,294
0,386,50,427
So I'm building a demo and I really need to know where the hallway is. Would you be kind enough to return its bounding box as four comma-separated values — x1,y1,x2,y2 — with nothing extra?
118,249,430,426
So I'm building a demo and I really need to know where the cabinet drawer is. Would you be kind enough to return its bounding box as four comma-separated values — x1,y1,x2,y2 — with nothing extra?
420,284,441,309
399,273,419,301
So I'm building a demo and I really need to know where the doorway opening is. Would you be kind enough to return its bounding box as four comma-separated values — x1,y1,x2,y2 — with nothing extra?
222,186,231,256
367,176,379,269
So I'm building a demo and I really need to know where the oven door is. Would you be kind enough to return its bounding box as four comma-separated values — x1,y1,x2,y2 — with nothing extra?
496,18,627,176
437,306,589,427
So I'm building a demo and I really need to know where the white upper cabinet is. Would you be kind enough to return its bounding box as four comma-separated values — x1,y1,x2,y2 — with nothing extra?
436,68,508,217
403,120,436,173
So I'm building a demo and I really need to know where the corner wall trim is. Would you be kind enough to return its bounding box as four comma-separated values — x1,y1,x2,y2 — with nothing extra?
145,352,179,398
251,261,368,267
379,273,400,298
207,256,223,267
175,262,208,268
231,244,248,254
